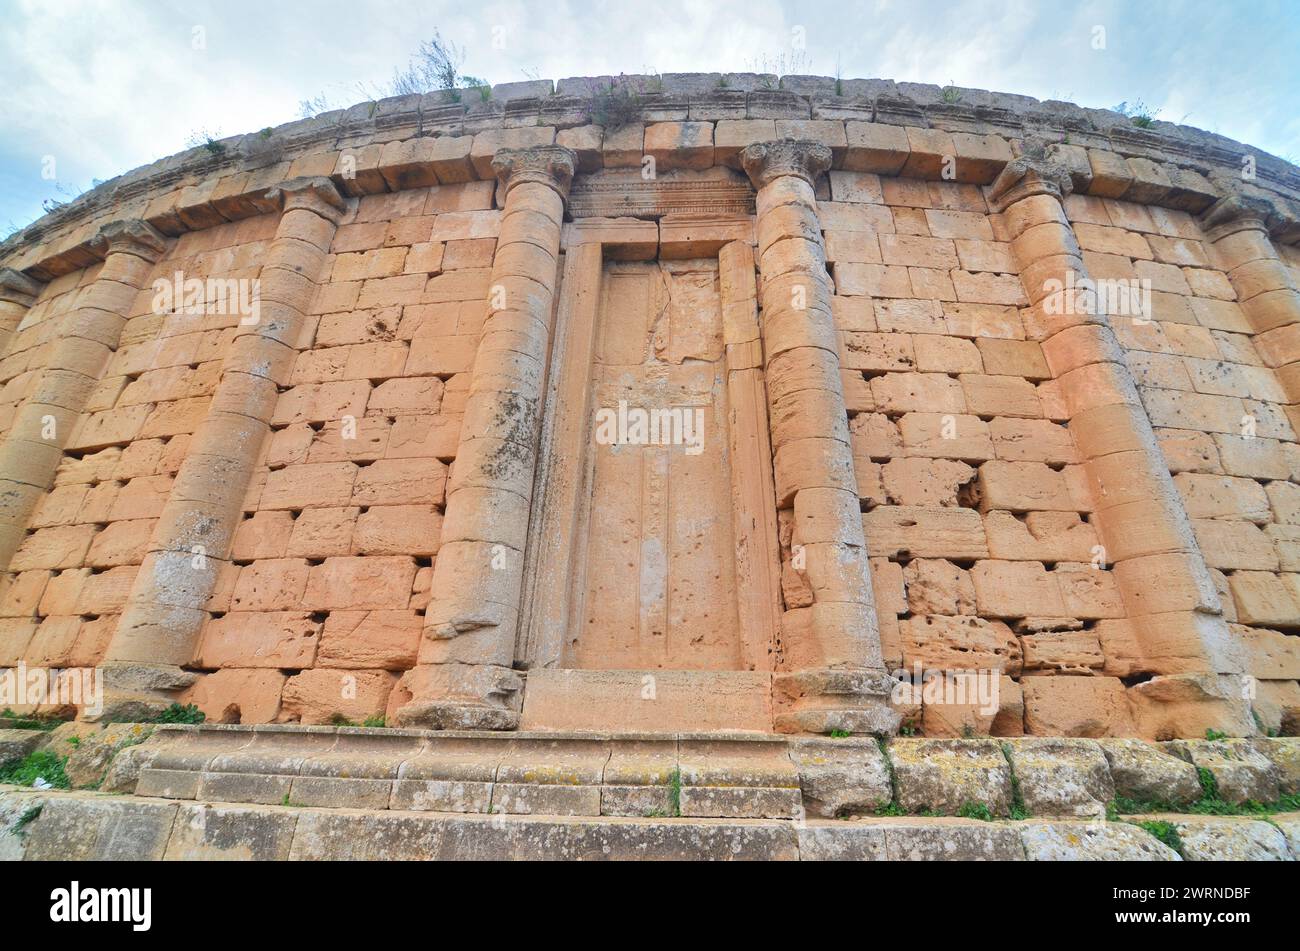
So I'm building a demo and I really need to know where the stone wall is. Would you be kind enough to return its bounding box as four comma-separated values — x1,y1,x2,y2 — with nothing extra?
1,74,1298,738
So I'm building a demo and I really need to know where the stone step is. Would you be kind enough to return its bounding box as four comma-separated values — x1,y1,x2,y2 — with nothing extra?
519,669,773,732
126,723,810,819
53,725,1300,826
5,786,1298,860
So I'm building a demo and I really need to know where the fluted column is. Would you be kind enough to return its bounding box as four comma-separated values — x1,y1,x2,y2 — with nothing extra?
394,145,575,730
992,153,1252,737
0,267,44,353
741,140,898,735
0,220,166,571
95,177,347,721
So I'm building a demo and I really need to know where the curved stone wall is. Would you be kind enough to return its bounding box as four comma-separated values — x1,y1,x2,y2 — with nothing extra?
1,74,1298,739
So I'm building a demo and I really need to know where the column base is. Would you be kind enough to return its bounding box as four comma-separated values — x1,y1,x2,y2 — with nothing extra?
389,662,523,731
773,668,901,736
83,662,198,723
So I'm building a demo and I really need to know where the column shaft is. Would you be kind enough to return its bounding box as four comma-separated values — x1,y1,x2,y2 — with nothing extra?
96,178,347,720
395,146,575,730
0,221,166,570
992,155,1253,738
741,140,898,735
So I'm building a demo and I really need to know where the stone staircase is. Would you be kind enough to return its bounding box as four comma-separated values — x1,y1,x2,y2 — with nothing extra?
124,725,810,819
3,725,1299,860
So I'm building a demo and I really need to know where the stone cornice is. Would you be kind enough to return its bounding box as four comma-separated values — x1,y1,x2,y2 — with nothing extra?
0,267,44,306
987,151,1074,213
5,75,1300,278
740,140,832,189
492,146,577,199
92,219,168,262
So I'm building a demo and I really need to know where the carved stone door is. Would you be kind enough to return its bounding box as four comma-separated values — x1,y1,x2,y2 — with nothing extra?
519,238,780,732
571,259,741,670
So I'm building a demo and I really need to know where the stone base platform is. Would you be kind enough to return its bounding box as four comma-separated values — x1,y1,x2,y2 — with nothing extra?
3,787,1299,860
4,725,1298,859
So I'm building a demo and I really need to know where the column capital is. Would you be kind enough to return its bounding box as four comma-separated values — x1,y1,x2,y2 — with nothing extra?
492,145,577,200
987,151,1073,213
740,139,832,189
0,267,43,307
267,176,348,222
92,219,168,262
1199,193,1275,243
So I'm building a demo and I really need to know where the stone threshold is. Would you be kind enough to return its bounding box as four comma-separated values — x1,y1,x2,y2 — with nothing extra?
54,723,1300,824
2,786,1297,860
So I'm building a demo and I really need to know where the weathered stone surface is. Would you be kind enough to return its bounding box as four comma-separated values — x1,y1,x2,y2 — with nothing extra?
889,739,1013,816
1097,738,1202,805
1019,821,1182,861
789,738,892,818
1003,738,1114,817
1174,817,1292,861
1165,739,1281,804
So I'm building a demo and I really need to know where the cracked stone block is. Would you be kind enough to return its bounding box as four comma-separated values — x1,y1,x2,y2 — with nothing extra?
882,820,1025,860
1004,738,1115,817
22,796,178,861
164,802,297,860
890,739,1013,816
1253,737,1300,795
1164,739,1281,804
1175,818,1292,861
1020,821,1181,860
789,738,892,818
1097,737,1202,805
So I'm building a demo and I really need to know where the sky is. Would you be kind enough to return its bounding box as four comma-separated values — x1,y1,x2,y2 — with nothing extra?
2,0,1298,234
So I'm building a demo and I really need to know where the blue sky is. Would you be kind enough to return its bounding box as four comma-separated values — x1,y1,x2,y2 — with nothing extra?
2,0,1298,234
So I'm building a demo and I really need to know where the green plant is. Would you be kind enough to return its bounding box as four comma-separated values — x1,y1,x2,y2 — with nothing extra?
1204,728,1227,741
873,801,907,817
1134,819,1184,854
590,84,642,132
280,793,305,808
1197,766,1219,800
0,750,70,789
65,735,81,748
828,729,851,738
941,81,963,104
957,801,994,821
362,714,386,729
154,703,205,725
1113,100,1157,128
667,767,682,817
329,713,357,727
11,804,43,836
0,709,63,731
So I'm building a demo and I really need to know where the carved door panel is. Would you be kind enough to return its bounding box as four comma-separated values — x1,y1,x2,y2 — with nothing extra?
568,260,742,670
